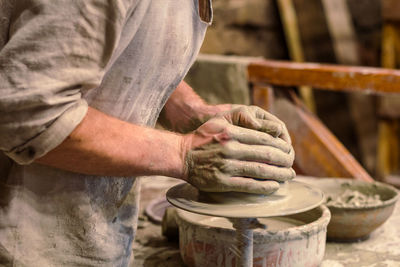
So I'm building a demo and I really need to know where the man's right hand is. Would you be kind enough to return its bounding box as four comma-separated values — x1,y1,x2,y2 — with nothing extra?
181,115,295,195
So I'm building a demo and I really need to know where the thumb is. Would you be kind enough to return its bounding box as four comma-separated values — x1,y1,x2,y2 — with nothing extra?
228,106,262,130
227,106,282,137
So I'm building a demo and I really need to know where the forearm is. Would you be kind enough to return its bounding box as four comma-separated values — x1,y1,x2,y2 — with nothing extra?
36,107,185,178
159,81,230,133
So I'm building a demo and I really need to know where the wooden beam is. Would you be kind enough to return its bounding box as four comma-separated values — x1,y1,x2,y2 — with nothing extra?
248,60,400,94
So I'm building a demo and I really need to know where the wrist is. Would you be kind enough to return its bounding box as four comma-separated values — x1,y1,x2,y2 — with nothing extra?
179,133,194,181
194,103,232,124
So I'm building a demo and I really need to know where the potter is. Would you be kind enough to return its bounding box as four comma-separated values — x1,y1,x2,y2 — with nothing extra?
0,0,294,265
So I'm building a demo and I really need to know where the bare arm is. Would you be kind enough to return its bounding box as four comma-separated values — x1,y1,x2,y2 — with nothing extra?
36,81,224,178
36,107,186,178
35,82,295,195
34,82,207,178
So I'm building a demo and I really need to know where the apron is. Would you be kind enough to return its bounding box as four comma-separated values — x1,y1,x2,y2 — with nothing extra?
0,0,211,266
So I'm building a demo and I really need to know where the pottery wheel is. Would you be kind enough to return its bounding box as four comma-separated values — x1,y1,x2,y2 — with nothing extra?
166,180,324,218
167,180,325,267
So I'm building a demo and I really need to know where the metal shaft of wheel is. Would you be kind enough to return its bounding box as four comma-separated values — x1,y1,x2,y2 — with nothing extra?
231,218,254,267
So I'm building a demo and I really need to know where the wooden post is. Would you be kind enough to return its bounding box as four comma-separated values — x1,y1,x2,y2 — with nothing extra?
276,0,316,113
251,84,274,113
378,1,400,179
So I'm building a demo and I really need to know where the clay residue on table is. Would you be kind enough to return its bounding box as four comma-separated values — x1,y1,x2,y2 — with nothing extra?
326,188,382,208
297,177,398,209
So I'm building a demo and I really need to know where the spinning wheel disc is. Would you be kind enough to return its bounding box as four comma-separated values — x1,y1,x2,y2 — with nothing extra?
166,181,324,218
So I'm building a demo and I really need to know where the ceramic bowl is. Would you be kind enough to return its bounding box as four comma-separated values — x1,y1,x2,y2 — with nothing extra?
297,177,398,242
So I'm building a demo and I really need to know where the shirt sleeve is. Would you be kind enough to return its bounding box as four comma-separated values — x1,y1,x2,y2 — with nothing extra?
0,0,131,164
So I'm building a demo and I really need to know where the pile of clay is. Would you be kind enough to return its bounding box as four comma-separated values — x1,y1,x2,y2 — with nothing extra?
326,185,382,208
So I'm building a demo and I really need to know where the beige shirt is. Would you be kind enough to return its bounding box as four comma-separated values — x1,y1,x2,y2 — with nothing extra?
0,0,211,266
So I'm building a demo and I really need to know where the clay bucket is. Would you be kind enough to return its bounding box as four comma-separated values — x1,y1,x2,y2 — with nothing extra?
176,205,331,267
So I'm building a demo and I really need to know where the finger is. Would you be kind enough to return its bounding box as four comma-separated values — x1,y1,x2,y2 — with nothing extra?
189,141,294,167
258,118,291,144
250,106,292,144
227,124,291,153
220,177,280,195
229,112,283,137
276,121,291,144
250,105,282,123
221,141,294,167
221,159,296,182
226,106,288,140
228,107,262,131
256,119,283,138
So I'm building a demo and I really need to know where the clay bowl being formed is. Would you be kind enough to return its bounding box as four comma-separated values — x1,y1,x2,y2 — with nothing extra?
298,177,399,242
175,205,331,267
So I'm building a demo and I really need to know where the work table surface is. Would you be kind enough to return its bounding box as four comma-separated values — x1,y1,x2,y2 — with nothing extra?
132,177,400,267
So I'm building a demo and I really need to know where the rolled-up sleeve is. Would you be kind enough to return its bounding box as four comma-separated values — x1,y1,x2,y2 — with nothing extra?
0,0,130,164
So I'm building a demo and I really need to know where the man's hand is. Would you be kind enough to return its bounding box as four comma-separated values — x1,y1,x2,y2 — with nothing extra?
206,104,291,144
181,115,295,195
161,81,295,194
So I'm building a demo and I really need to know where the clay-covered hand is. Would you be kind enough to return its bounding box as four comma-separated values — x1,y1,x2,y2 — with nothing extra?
181,116,295,195
216,104,291,144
